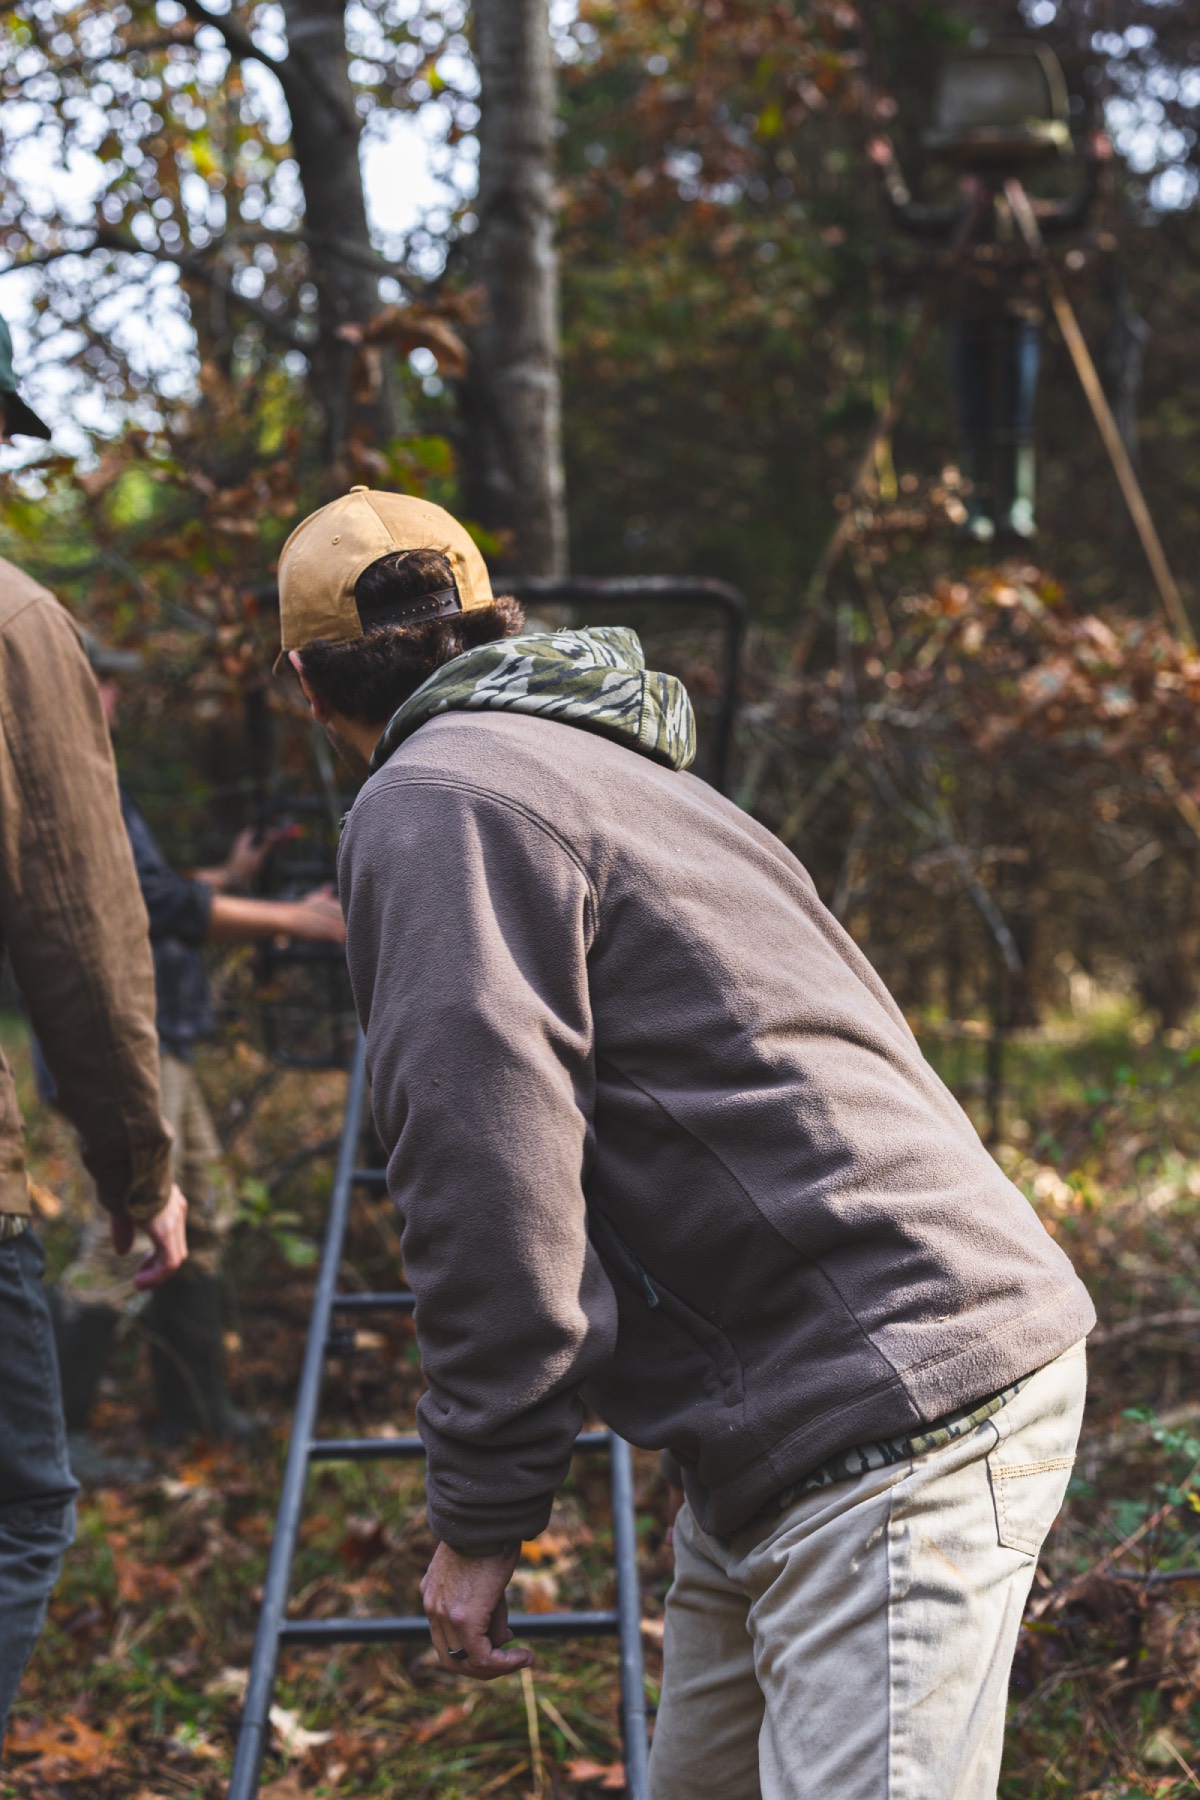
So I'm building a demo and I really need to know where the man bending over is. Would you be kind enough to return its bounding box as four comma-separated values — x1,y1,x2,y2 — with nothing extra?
280,485,1094,1800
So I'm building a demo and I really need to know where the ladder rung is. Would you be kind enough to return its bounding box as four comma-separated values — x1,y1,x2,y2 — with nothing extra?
279,1609,620,1645
351,1167,388,1189
307,1428,613,1463
330,1291,415,1313
311,1434,423,1460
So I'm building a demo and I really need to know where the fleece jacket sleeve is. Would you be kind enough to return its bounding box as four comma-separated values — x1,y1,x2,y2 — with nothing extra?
339,774,619,1551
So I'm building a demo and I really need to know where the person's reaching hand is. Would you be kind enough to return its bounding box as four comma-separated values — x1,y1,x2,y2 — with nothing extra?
284,884,346,946
197,827,284,894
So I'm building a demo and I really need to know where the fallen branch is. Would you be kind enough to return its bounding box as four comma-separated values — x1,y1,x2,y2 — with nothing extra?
1090,1310,1200,1348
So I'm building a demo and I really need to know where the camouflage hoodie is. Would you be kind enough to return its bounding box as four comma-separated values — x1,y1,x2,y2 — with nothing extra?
369,625,697,775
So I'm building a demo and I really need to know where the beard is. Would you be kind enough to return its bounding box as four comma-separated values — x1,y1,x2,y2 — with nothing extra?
323,722,371,782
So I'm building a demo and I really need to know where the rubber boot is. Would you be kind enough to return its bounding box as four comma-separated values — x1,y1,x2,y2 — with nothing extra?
1004,442,1037,539
143,1270,254,1447
49,1291,151,1485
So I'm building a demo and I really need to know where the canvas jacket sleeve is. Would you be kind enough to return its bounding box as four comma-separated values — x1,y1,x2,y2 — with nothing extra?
0,578,173,1223
339,774,619,1551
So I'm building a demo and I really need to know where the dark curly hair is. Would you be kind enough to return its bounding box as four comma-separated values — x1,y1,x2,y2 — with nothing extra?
296,548,525,724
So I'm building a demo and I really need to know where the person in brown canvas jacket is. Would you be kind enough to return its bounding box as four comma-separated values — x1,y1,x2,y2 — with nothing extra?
46,642,344,1466
280,486,1095,1800
0,316,188,1740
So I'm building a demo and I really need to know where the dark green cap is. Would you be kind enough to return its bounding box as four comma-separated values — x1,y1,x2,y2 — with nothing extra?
0,313,50,441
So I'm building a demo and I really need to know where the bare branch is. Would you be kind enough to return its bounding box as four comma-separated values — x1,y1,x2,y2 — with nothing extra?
1091,1309,1200,1348
14,31,198,80
0,244,88,274
0,230,307,351
177,0,286,76
177,1,353,138
194,224,411,283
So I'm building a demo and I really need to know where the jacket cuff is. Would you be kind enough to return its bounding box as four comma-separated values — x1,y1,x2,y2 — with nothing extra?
425,1490,553,1557
89,1127,175,1223
442,1538,522,1559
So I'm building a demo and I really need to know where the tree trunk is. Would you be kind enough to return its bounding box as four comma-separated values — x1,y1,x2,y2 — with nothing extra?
279,0,395,455
463,0,567,575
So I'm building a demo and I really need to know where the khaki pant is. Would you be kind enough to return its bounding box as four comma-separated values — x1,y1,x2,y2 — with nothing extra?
649,1341,1087,1800
58,1051,233,1313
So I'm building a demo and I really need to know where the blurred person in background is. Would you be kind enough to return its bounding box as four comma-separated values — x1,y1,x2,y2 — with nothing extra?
0,314,188,1738
47,642,345,1470
869,130,1111,542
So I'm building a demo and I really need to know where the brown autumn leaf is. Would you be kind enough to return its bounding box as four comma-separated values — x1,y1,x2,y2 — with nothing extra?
520,1530,576,1565
6,1712,114,1778
411,1697,477,1744
261,1778,309,1800
77,448,133,499
346,440,391,481
338,305,469,378
429,283,486,327
338,1515,391,1568
114,1549,182,1605
565,1756,626,1788
510,1569,561,1613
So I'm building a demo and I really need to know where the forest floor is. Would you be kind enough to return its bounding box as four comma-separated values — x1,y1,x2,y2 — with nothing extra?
3,997,1200,1797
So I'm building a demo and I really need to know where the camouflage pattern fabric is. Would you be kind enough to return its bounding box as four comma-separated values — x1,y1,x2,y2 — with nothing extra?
371,626,698,774
762,1377,1028,1519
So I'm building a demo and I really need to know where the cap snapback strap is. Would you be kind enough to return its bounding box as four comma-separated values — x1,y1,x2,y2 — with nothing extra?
358,586,463,631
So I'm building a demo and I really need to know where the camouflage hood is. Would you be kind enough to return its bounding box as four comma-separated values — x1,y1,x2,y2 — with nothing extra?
370,625,697,774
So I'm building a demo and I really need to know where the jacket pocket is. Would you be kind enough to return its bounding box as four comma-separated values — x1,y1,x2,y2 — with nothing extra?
588,1211,744,1406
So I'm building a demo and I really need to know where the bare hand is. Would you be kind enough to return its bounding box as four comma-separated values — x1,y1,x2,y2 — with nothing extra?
867,134,894,168
419,1543,531,1680
223,827,279,892
285,884,346,946
109,1183,188,1290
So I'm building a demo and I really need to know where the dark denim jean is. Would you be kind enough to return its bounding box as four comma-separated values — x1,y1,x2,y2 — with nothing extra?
0,1230,77,1744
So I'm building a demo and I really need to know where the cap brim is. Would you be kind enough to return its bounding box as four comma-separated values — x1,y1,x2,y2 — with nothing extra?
2,391,51,441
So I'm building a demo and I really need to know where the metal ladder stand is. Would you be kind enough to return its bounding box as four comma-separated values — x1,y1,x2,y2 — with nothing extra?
228,579,747,1800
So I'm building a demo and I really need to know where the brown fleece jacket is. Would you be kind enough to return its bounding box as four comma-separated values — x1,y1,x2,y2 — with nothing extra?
338,710,1095,1550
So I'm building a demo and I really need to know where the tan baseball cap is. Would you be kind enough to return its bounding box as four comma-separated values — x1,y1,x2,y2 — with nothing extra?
276,486,494,667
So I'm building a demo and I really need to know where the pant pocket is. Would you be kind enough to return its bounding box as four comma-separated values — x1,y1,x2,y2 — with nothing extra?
986,1348,1085,1558
987,1447,1076,1556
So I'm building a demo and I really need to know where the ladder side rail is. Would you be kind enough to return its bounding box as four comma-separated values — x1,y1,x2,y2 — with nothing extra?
610,1433,651,1799
226,1032,370,1800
